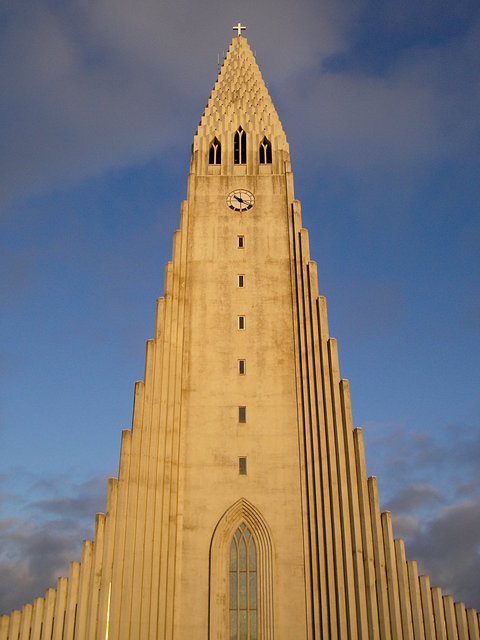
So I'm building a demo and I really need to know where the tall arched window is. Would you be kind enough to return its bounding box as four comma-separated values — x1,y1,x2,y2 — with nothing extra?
234,127,246,164
259,137,272,164
209,498,274,639
209,137,221,164
229,523,257,639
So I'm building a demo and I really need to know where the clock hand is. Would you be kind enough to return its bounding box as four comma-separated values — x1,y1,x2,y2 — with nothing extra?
234,195,245,203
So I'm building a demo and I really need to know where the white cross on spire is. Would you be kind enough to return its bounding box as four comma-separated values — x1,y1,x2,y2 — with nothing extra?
233,22,246,36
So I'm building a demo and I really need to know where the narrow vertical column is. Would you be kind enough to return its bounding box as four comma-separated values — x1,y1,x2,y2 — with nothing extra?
419,576,436,640
454,602,468,640
0,616,8,640
143,295,170,640
165,211,190,640
7,611,21,639
381,512,402,639
108,429,132,639
30,597,45,640
63,562,80,640
41,588,56,640
118,377,147,639
149,262,176,639
286,200,317,640
306,280,332,640
368,477,391,639
130,339,157,638
443,596,458,640
327,338,357,639
296,250,326,638
316,295,341,639
353,429,380,639
466,609,480,640
52,577,68,640
163,223,189,640
19,603,33,640
339,381,369,639
96,479,118,640
156,250,182,638
86,514,105,639
394,539,414,639
431,587,447,640
406,561,425,640
74,540,94,640
140,297,166,638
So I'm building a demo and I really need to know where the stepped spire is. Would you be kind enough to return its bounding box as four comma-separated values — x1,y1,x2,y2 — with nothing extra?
192,35,289,171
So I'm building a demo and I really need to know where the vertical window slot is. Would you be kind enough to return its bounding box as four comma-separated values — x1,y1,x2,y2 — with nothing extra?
239,457,247,475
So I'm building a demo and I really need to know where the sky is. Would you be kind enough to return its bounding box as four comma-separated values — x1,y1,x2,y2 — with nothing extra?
1,0,480,615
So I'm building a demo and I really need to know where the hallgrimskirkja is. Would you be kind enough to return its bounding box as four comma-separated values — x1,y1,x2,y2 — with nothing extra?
1,30,479,640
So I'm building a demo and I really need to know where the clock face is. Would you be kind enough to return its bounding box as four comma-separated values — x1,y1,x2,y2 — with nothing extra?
227,189,255,212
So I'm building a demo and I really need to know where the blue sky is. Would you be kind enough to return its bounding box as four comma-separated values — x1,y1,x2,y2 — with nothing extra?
1,0,479,613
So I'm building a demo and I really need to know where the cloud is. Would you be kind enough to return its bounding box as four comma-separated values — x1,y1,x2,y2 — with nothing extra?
402,499,480,608
387,483,445,514
31,474,108,521
0,471,110,613
288,19,480,171
2,0,479,217
1,0,345,213
363,422,480,608
363,421,480,504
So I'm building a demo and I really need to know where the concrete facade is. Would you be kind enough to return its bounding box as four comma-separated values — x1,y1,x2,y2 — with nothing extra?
1,35,479,640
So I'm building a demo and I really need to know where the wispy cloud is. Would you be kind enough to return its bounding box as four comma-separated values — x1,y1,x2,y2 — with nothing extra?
3,1,479,215
393,499,480,608
364,420,480,608
0,471,110,613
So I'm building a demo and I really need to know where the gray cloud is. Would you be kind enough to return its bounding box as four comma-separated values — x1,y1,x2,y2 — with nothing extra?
0,517,83,614
401,500,480,608
2,1,479,216
364,422,480,608
364,421,480,505
387,483,445,514
30,474,108,520
0,471,110,613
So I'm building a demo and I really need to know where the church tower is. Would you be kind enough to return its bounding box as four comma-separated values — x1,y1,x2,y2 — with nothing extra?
1,29,479,640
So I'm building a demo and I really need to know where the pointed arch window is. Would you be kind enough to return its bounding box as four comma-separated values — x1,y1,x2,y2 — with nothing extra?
234,127,246,165
229,523,257,639
259,137,272,164
209,137,221,164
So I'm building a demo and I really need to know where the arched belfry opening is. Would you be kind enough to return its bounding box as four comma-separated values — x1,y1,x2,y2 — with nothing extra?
234,126,247,164
209,137,221,164
259,137,272,164
209,498,274,640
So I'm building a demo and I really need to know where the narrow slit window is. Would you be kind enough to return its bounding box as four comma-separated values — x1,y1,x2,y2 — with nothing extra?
239,457,247,475
259,136,272,164
238,274,244,288
238,235,244,248
238,359,246,375
238,316,245,330
234,127,246,164
209,137,221,164
238,406,246,423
